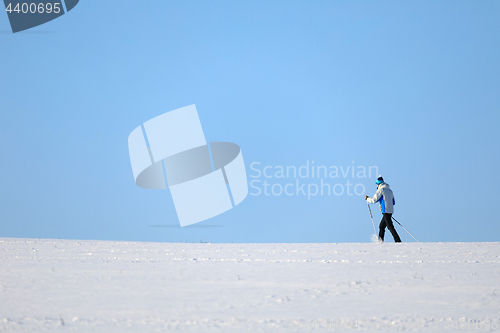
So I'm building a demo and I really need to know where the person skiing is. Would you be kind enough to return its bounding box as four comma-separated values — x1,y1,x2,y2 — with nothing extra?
365,175,401,243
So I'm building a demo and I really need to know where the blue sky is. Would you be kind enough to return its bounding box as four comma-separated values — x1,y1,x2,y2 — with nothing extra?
1,1,499,243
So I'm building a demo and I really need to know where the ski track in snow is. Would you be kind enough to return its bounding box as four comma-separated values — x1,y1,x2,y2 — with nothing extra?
0,238,499,332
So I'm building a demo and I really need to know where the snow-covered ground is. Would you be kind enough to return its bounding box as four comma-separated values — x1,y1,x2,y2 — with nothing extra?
1,238,499,332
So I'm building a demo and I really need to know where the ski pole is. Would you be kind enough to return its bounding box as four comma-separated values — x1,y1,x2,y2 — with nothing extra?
392,216,420,242
367,203,377,235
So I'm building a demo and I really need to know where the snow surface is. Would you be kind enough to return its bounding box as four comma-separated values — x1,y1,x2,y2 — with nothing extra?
1,238,499,332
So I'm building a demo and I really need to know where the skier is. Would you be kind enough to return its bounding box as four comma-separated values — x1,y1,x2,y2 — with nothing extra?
365,175,401,243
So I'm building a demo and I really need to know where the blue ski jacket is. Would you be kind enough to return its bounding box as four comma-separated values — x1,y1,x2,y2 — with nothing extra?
366,182,395,214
